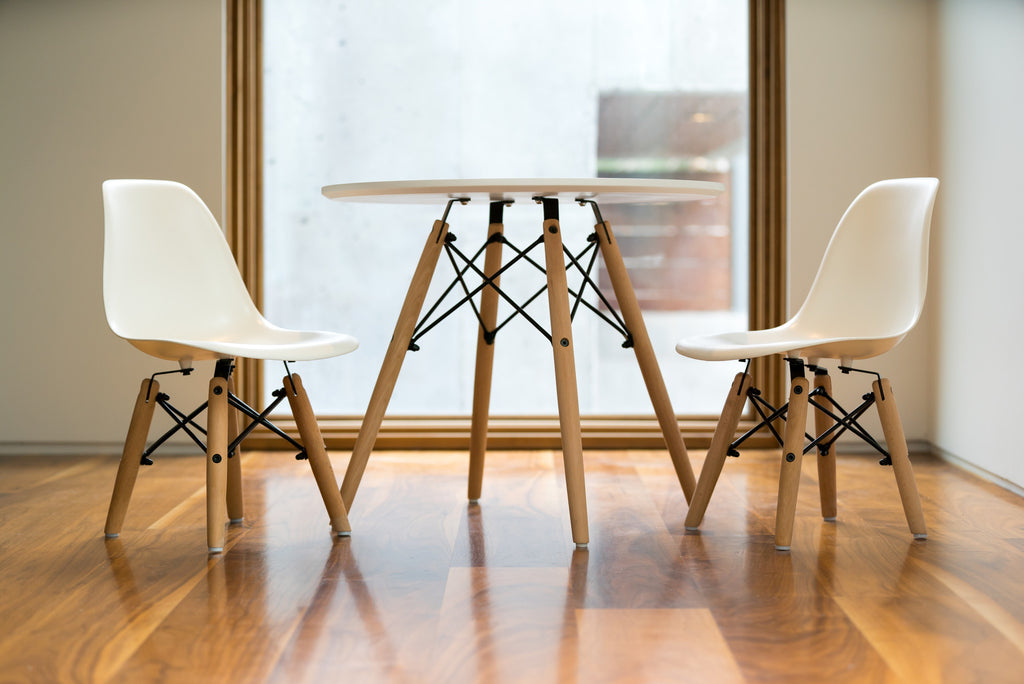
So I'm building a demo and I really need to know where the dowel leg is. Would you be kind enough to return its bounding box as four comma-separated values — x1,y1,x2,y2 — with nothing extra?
813,370,837,521
685,372,750,530
226,376,244,524
285,373,351,536
873,378,927,539
105,378,160,538
468,217,505,502
775,376,810,551
206,376,229,554
341,219,450,509
596,220,696,500
542,208,589,547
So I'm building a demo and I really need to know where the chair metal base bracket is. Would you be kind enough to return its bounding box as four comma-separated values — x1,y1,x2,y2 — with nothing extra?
727,360,893,465
138,362,309,465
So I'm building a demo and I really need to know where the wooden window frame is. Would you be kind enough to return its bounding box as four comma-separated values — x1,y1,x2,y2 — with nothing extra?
226,0,786,450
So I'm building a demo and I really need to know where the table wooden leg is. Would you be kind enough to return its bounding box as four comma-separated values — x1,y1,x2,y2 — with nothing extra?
341,219,450,510
542,206,589,547
774,375,810,551
596,220,696,501
873,378,927,539
813,370,837,522
206,375,229,553
468,213,505,502
104,378,160,538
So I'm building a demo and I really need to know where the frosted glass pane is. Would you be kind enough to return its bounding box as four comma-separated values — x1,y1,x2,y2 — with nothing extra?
263,0,749,415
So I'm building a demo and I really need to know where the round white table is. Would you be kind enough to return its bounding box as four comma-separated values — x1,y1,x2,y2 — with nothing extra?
322,178,724,547
322,177,723,205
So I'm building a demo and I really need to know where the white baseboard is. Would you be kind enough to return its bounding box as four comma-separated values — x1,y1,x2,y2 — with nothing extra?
927,442,1024,498
0,442,197,457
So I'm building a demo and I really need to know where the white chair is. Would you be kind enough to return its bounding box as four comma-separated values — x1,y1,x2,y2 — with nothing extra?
676,178,939,550
102,179,358,553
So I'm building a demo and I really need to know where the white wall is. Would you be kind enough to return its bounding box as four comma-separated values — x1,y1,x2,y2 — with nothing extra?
0,0,222,451
787,0,934,444
931,0,1024,487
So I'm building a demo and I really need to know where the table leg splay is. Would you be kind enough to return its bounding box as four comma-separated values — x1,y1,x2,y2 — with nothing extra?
340,218,450,509
338,190,704,547
468,203,506,503
540,198,589,546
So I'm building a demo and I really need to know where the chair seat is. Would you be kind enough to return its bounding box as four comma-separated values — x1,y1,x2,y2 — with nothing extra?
123,324,359,363
675,323,903,362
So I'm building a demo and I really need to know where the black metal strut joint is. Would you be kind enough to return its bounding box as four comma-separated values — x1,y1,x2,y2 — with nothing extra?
408,196,632,350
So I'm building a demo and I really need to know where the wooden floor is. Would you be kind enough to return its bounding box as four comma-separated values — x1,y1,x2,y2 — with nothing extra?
2,447,1024,683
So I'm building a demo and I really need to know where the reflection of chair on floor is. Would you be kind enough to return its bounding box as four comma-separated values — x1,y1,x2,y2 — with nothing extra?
676,178,939,550
101,179,358,553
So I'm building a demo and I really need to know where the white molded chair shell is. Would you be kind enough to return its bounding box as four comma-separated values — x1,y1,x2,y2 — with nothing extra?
102,179,358,363
676,178,939,363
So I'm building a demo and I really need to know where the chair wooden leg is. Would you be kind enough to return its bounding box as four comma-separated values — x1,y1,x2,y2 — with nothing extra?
285,373,352,536
685,372,751,530
105,378,160,538
206,376,229,553
873,378,927,539
595,220,695,501
775,375,810,551
226,376,244,524
341,219,450,510
543,212,589,547
468,219,504,502
813,371,838,521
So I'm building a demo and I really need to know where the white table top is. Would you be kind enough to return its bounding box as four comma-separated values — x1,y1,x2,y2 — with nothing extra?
321,178,723,205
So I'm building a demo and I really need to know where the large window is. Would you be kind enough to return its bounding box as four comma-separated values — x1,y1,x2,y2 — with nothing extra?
228,0,785,446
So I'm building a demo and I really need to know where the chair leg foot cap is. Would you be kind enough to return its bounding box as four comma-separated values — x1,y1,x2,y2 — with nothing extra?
913,533,928,540
575,543,589,550
684,526,701,532
335,530,352,537
229,518,244,524
774,545,791,552
208,547,223,554
468,499,480,505
823,517,837,523
104,533,120,539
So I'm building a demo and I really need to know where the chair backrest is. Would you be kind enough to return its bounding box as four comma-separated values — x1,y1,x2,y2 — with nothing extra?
102,179,264,343
790,178,939,343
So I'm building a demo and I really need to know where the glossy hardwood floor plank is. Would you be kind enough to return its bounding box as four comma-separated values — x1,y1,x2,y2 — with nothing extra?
0,453,220,683
570,452,705,610
2,448,1024,683
111,455,363,682
268,450,465,683
432,567,577,683
574,608,744,683
450,451,573,568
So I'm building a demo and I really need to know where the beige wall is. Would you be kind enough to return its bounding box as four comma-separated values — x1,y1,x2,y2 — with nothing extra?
0,0,222,451
787,0,934,445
